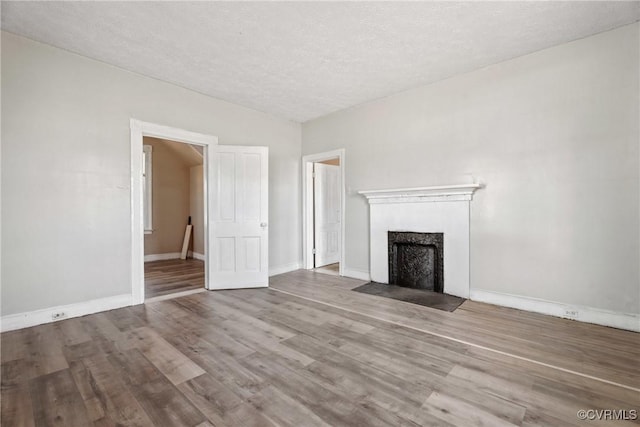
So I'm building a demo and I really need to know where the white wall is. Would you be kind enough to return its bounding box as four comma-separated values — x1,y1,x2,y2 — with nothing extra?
302,24,639,316
1,32,301,316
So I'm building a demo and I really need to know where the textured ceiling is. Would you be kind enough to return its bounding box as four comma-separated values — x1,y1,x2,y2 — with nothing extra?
2,1,639,122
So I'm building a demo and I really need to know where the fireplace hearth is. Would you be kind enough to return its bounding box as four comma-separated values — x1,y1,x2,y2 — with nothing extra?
388,231,444,293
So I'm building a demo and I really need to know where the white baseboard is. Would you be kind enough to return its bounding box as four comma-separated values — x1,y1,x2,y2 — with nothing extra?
342,267,371,281
1,294,132,332
145,252,205,262
470,289,640,332
269,262,301,277
144,252,181,262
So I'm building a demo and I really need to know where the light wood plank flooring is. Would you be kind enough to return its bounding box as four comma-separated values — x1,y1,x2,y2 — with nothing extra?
2,270,638,426
312,263,339,276
145,259,205,299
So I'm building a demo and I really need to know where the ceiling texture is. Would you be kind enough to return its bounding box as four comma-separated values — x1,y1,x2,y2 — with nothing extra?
2,1,639,122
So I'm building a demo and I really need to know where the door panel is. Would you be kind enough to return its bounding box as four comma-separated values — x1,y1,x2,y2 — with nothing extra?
242,153,262,221
209,145,268,289
314,163,341,267
217,152,236,221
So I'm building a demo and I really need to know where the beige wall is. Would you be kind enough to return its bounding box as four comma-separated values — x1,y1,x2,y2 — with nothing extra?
190,165,205,255
1,32,301,316
319,158,340,166
302,23,639,315
143,137,195,256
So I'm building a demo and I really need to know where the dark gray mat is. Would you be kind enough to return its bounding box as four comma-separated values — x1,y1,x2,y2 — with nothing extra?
352,282,465,312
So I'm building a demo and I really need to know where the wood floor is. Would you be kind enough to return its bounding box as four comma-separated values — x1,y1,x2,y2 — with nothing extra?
2,270,639,426
145,259,205,299
312,263,339,276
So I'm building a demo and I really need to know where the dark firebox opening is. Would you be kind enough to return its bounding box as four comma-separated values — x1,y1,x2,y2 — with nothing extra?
388,231,444,293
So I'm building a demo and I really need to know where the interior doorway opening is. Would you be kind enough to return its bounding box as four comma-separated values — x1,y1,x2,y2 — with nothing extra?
302,149,346,276
131,120,270,303
142,137,206,301
130,120,217,305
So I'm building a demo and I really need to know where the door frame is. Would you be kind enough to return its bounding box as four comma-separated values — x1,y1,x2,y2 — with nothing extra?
130,119,217,304
302,149,346,275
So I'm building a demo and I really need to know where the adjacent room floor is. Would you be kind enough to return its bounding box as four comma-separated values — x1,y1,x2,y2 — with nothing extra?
312,262,339,276
144,258,204,299
1,270,637,426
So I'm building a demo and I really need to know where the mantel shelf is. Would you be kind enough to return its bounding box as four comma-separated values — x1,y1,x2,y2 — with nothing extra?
358,183,483,204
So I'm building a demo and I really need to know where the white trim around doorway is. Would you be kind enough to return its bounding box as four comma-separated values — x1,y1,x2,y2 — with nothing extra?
130,119,217,305
302,149,346,276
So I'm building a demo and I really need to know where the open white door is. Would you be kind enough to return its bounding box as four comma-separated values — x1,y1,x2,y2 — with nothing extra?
209,145,268,289
314,163,341,267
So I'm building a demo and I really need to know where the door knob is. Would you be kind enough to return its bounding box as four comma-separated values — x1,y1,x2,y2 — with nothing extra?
260,222,268,228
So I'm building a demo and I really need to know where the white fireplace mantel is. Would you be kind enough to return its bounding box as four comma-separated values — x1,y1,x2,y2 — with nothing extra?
360,182,483,299
358,183,482,204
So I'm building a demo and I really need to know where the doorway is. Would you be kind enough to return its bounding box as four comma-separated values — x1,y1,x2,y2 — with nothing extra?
130,120,215,304
142,137,206,301
302,149,346,276
131,120,270,305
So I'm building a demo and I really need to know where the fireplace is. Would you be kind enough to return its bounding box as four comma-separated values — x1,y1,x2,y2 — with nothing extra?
388,232,444,293
359,183,482,298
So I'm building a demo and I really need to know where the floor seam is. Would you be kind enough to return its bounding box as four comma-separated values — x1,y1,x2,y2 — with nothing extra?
269,286,639,393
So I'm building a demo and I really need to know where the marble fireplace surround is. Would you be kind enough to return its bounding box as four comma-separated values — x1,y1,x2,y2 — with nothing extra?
359,184,482,299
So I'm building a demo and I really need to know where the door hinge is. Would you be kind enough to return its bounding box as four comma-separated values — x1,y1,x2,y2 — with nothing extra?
312,248,316,254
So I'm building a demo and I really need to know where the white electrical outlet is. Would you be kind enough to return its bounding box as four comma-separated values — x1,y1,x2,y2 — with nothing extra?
51,311,66,320
564,309,579,319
